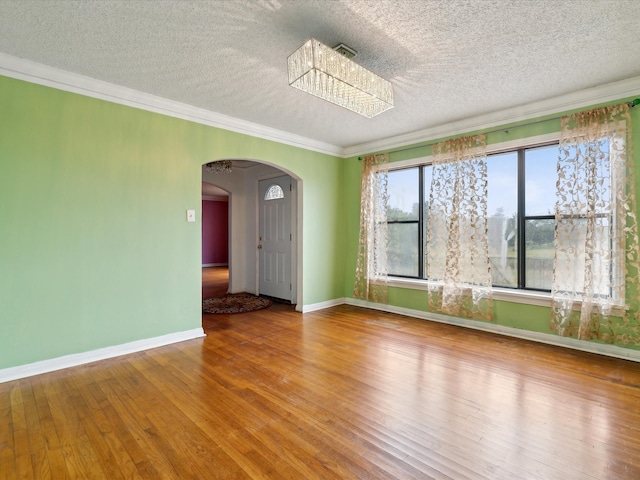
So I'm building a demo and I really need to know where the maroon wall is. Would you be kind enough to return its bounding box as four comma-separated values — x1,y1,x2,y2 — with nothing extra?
202,200,228,265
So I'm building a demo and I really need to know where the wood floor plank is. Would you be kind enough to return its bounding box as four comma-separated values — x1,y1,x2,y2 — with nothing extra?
100,376,185,479
30,378,68,479
40,372,104,479
132,351,337,479
0,384,16,479
9,383,34,480
124,352,269,479
63,374,128,480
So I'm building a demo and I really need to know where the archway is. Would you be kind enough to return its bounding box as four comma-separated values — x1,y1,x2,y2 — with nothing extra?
201,159,303,310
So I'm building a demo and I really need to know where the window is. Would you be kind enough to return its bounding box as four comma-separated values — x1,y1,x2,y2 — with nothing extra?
264,184,284,200
521,145,558,290
385,140,593,294
554,137,622,300
488,144,559,291
387,168,421,276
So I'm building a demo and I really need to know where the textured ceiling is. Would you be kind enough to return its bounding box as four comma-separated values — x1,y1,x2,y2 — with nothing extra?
1,0,640,150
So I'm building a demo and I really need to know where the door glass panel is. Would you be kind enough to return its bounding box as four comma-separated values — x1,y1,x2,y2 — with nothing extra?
264,185,284,200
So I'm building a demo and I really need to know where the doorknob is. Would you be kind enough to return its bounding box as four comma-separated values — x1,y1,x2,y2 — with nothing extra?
257,244,263,249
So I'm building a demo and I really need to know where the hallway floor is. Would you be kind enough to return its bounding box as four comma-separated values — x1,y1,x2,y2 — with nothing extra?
202,266,228,299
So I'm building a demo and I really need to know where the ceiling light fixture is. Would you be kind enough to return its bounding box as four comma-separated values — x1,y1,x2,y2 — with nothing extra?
204,160,232,174
287,38,393,118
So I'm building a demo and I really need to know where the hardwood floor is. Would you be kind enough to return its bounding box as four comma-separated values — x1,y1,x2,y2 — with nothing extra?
202,266,229,299
2,270,640,478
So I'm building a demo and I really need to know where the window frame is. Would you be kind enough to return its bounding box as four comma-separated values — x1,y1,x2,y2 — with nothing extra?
264,184,284,200
374,131,627,308
385,167,424,279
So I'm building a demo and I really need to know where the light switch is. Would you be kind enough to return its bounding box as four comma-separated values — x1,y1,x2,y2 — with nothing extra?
186,209,196,222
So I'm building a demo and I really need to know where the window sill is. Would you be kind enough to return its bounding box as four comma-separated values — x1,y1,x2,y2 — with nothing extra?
384,277,627,312
385,277,552,307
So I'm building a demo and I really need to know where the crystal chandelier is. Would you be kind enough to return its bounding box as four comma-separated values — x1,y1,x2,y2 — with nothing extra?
287,38,393,118
204,160,232,174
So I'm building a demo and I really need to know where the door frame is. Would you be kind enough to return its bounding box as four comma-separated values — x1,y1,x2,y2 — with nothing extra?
255,172,298,305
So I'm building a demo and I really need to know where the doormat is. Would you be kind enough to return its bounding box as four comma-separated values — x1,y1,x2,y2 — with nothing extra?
202,294,272,314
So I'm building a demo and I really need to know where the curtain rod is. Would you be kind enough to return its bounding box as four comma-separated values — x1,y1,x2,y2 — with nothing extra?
358,98,640,160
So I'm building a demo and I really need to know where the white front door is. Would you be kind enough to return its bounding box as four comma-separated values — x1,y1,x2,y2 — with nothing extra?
258,175,291,301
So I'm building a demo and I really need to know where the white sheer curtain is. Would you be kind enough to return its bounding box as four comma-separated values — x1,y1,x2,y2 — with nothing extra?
354,153,389,303
427,135,493,321
551,103,640,344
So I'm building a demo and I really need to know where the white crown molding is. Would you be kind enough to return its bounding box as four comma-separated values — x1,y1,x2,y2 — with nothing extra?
3,53,639,160
0,327,206,383
0,53,343,157
344,76,640,158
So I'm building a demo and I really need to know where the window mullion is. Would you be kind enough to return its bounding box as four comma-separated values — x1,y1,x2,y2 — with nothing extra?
418,166,424,279
517,149,526,289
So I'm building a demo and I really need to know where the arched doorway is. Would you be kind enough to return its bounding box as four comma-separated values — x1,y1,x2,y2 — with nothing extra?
201,159,303,309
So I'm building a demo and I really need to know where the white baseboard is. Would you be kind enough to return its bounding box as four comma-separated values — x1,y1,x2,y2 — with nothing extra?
0,327,206,384
202,263,228,267
301,298,346,313
344,298,640,363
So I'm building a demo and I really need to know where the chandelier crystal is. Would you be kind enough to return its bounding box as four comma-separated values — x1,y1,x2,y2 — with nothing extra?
204,160,232,174
287,38,393,118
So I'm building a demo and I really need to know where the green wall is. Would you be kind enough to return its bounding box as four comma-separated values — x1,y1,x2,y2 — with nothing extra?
2,70,637,372
0,75,343,370
343,97,640,351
